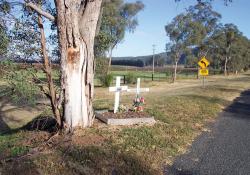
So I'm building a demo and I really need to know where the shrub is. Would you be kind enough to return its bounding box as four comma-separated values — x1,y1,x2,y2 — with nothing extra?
165,69,171,77
126,72,136,84
243,67,249,72
99,73,113,87
0,59,12,77
1,60,41,106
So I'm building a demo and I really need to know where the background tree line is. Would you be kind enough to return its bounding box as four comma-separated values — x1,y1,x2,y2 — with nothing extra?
165,1,250,82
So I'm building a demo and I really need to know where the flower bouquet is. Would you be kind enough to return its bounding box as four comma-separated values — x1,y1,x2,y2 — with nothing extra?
133,95,145,112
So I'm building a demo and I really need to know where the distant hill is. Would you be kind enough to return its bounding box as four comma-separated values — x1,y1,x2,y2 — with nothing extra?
4,52,186,67
111,52,186,67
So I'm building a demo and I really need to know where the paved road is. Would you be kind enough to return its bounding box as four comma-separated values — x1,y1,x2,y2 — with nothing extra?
165,90,250,175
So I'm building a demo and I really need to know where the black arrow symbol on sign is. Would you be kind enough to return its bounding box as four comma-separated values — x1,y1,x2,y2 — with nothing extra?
201,60,207,67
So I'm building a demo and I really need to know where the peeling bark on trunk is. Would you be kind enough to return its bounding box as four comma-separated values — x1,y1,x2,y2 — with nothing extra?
224,57,228,76
55,0,102,129
172,53,179,83
38,15,62,127
173,61,178,83
225,43,231,76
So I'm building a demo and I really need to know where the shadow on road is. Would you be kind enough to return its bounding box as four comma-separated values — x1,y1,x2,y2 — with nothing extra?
224,90,250,117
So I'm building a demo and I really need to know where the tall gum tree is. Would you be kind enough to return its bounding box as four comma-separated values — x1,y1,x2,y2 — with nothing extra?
2,0,102,130
54,0,102,129
165,14,190,83
26,0,102,129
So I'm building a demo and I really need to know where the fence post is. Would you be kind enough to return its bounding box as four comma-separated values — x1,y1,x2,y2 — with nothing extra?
152,74,154,81
123,75,126,84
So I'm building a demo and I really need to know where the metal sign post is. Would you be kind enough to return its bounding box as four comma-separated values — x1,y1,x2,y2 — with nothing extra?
202,76,205,88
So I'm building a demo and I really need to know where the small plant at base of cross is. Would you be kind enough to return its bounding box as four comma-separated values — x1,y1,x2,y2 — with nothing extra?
118,104,128,113
133,95,145,112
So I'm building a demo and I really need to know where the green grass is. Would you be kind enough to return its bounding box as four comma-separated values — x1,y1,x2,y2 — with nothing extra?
10,146,29,157
110,70,198,82
93,69,198,87
116,126,166,150
0,132,29,158
112,70,166,77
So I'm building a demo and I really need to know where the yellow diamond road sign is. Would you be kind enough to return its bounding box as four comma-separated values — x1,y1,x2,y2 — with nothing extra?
198,57,210,69
199,69,209,76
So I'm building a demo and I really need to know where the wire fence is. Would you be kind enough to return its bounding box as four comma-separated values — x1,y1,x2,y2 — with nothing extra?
95,67,222,86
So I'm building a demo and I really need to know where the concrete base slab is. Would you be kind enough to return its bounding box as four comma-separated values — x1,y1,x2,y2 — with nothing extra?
95,110,156,126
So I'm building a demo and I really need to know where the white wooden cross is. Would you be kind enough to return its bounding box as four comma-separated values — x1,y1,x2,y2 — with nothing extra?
109,76,128,113
127,78,149,97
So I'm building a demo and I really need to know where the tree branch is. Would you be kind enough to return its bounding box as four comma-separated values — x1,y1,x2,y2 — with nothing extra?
3,1,55,21
26,2,55,21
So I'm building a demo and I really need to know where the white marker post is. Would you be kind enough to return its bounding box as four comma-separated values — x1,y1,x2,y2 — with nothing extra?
109,77,128,113
127,78,149,97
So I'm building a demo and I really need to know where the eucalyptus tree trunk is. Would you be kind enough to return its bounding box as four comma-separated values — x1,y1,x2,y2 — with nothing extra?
224,44,231,76
173,60,178,83
55,0,102,129
224,57,228,76
172,53,179,83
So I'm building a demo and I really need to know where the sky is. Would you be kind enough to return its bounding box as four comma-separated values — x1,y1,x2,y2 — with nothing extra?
112,0,250,57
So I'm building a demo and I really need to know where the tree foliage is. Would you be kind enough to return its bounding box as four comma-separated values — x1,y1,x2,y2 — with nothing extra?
208,24,250,73
0,24,9,57
9,14,41,61
0,1,11,58
95,57,109,75
185,2,221,56
166,1,221,60
95,0,144,57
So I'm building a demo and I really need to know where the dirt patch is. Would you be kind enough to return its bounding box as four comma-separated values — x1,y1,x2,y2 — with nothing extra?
22,131,51,147
21,130,106,150
72,134,106,146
